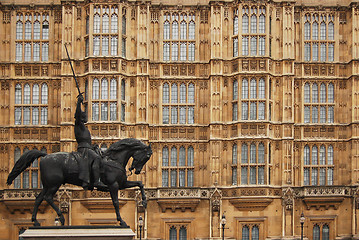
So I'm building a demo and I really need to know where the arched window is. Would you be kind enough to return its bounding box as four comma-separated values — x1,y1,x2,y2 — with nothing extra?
179,226,187,240
162,147,169,166
180,21,187,39
101,78,108,99
172,21,178,39
102,14,109,33
312,21,318,40
323,224,329,240
259,14,265,33
251,13,257,33
42,20,49,40
328,83,334,103
328,145,334,165
250,144,256,163
232,144,238,164
189,21,195,39
328,22,334,40
250,79,257,99
171,83,178,103
180,84,186,103
25,21,32,39
312,83,318,103
304,21,311,40
187,146,194,166
320,83,326,103
169,227,177,240
34,21,40,39
313,225,320,240
312,145,318,165
15,84,22,104
233,80,238,100
252,226,259,240
242,225,249,240
188,83,195,103
163,83,169,103
258,78,265,98
110,79,117,99
242,79,249,99
304,83,310,103
41,83,48,104
242,14,249,34
16,21,23,39
121,79,126,101
32,84,39,104
242,143,248,163
122,15,126,35
164,21,170,40
320,145,326,165
304,145,310,165
94,14,100,33
320,21,326,40
93,79,100,99
111,14,118,33
24,84,31,104
258,143,265,163
179,147,186,166
171,147,177,166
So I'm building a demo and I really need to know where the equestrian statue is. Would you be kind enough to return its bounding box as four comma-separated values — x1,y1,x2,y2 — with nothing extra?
6,45,152,227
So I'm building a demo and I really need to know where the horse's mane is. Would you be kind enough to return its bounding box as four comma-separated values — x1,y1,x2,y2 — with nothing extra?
104,138,147,156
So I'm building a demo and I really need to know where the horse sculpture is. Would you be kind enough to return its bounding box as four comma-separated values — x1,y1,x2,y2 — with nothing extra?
7,138,152,227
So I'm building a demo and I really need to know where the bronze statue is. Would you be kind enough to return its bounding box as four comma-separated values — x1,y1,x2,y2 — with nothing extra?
7,138,152,227
75,94,106,190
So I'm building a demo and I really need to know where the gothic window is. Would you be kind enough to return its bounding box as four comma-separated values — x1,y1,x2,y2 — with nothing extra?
239,5,266,56
12,147,45,189
15,13,50,62
162,146,195,187
91,77,118,121
232,142,268,185
91,5,119,57
304,13,335,62
238,77,269,121
303,82,335,123
163,12,196,61
303,144,334,186
162,82,195,124
241,225,261,240
168,225,188,240
14,83,48,125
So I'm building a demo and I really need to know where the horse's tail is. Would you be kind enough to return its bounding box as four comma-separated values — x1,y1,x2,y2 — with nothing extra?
7,149,47,185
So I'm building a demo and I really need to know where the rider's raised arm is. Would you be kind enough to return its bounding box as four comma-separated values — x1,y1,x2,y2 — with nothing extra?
75,95,84,124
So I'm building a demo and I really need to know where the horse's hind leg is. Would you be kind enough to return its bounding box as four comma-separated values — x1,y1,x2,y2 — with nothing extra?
123,181,147,208
32,188,46,226
44,185,65,225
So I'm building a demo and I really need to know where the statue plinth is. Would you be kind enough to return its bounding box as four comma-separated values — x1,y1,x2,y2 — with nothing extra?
20,226,135,240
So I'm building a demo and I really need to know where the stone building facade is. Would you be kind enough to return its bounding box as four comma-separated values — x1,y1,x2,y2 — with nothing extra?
0,0,358,239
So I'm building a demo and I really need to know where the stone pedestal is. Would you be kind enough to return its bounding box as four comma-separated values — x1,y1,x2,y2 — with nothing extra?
20,226,135,240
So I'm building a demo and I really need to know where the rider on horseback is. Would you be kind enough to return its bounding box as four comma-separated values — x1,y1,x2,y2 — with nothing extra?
75,94,106,190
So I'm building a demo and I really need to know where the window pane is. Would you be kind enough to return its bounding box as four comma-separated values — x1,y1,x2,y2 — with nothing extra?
312,106,318,123
24,84,30,104
33,43,40,61
40,107,48,125
250,166,256,184
188,83,195,103
42,21,49,39
320,106,326,123
32,107,39,125
93,79,100,99
23,171,29,188
304,43,311,61
242,144,248,163
188,43,195,61
242,226,249,240
110,102,117,121
93,36,100,56
233,103,238,121
171,147,177,166
304,168,310,185
304,145,310,165
179,147,185,166
250,79,257,99
16,43,23,61
234,16,238,35
320,83,326,103
304,106,310,123
42,43,49,61
163,106,169,124
172,21,178,39
312,22,318,40
251,14,257,33
121,103,125,121
319,168,326,185
250,37,257,56
320,43,326,62
258,102,265,120
259,14,265,33
327,168,333,185
328,43,334,61
187,169,194,187
101,103,108,121
188,147,194,166
102,14,109,33
25,21,32,39
232,144,238,164
304,22,310,40
110,79,117,99
259,36,265,55
328,22,334,40
250,144,256,163
233,38,238,57
92,103,99,121
242,79,249,99
258,143,265,163
328,106,334,123
102,37,109,56
162,170,169,187
169,227,177,240
110,36,118,56
242,15,249,33
162,147,169,166
16,21,23,39
170,170,177,187
313,225,320,240
312,168,318,185
15,107,22,125
304,83,310,103
34,21,40,39
23,107,30,125
241,167,248,184
172,42,178,61
328,145,334,165
179,227,187,240
179,170,185,187
101,79,108,99
171,84,178,103
180,84,186,103
188,107,194,124
320,22,326,40
164,21,170,39
171,107,178,124
258,167,264,185
232,168,238,185
180,21,187,39
24,43,31,61
252,226,259,240
32,170,38,188
111,14,118,33
323,225,330,240
312,43,318,61
242,37,249,56
189,21,195,39
328,83,334,103
250,102,257,120
312,146,318,165
94,14,100,33
242,102,248,120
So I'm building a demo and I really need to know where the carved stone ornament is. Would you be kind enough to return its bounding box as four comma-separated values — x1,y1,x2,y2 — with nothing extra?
210,188,222,212
282,187,294,211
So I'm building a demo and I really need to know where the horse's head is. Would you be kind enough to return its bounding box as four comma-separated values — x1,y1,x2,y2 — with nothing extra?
129,144,152,174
